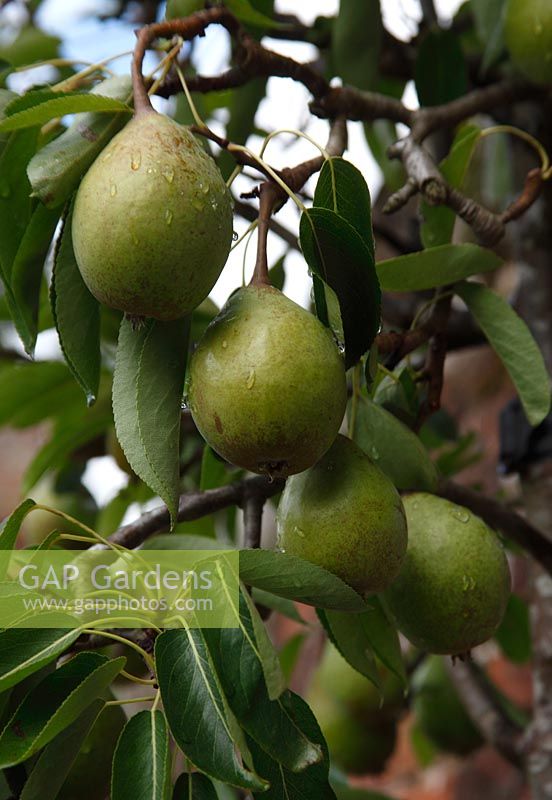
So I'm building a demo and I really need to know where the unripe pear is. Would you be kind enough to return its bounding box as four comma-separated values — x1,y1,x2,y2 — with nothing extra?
187,285,347,477
504,0,552,85
412,655,483,755
276,435,407,594
307,645,401,775
72,111,233,320
385,493,511,655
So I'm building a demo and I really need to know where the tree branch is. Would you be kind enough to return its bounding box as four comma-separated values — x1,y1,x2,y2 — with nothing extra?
109,475,284,550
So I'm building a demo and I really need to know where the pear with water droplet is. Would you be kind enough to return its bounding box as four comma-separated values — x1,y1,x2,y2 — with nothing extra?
187,285,347,477
276,435,408,593
72,110,233,320
385,493,511,655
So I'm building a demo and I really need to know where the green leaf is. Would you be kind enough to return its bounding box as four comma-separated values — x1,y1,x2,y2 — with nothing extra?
247,692,336,800
0,93,131,132
112,316,190,525
241,588,286,700
239,549,367,611
173,772,218,799
352,397,438,491
28,75,133,208
7,201,60,355
495,593,531,664
415,28,468,106
455,281,551,426
0,627,80,694
155,629,268,792
112,710,171,800
204,590,321,772
332,0,382,90
251,587,306,624
421,125,482,248
321,598,406,686
268,254,286,291
317,610,381,692
219,78,267,179
0,128,37,283
166,0,204,18
300,207,381,368
51,205,100,405
200,445,227,491
376,243,501,292
0,653,125,766
313,158,374,258
20,699,104,800
0,499,36,560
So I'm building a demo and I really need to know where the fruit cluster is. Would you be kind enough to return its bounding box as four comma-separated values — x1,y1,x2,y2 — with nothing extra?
73,106,510,658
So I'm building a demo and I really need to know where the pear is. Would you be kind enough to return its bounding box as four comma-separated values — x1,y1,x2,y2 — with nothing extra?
276,435,407,594
385,493,511,655
504,0,552,85
72,112,233,320
187,285,347,477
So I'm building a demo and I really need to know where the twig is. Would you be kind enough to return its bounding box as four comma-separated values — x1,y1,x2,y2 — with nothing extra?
242,492,265,549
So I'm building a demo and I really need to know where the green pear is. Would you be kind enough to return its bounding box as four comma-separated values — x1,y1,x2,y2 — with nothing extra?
187,285,347,477
72,112,233,320
385,493,511,655
276,435,407,593
307,645,401,775
412,655,483,756
504,0,552,84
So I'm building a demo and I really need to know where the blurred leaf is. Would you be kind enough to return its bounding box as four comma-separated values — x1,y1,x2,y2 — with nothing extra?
239,550,367,611
421,124,482,248
332,0,382,90
0,653,124,766
0,626,79,694
415,28,468,106
313,158,374,258
112,316,190,526
111,710,171,800
0,92,131,132
0,361,82,427
204,591,321,771
0,26,59,69
363,121,405,192
51,205,100,405
7,202,59,355
28,75,133,208
472,0,507,73
377,243,501,291
300,207,380,367
156,629,268,791
20,699,104,800
279,634,305,682
456,281,551,426
495,594,531,663
246,693,336,800
219,78,267,180
200,445,227,491
352,396,438,491
165,0,204,17
224,0,276,29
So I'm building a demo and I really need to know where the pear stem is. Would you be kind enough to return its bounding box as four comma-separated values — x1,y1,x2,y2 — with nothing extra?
250,183,279,287
131,8,241,118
